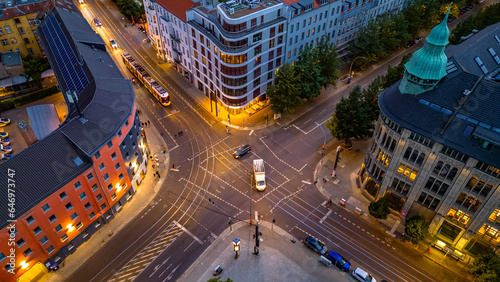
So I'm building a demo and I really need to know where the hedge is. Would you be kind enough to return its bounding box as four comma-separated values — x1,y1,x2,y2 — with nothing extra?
0,85,60,112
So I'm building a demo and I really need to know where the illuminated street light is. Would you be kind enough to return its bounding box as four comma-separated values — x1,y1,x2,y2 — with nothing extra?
20,261,29,269
116,183,122,192
67,224,75,232
349,56,366,80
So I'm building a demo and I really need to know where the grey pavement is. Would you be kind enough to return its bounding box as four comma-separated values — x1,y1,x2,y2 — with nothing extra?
314,138,474,281
179,221,351,282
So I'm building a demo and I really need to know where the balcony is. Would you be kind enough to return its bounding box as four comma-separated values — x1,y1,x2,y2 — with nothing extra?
170,34,181,43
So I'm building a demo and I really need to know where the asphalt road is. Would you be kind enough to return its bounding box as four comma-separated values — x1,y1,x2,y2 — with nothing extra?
65,1,473,281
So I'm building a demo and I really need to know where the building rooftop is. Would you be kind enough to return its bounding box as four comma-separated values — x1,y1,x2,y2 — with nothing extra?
219,0,281,19
0,7,135,230
379,23,500,168
156,0,198,22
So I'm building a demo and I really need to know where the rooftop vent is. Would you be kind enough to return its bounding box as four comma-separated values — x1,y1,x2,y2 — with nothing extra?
458,89,471,106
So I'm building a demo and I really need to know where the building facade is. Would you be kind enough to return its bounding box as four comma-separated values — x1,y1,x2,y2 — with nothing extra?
144,0,410,110
188,0,287,109
283,0,343,63
0,7,147,281
360,11,500,259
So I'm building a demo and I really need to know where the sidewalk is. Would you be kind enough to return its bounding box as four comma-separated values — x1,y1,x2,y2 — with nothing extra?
178,221,350,282
313,138,473,281
40,115,169,282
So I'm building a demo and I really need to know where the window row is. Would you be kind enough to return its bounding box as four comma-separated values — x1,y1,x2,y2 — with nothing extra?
375,149,391,167
380,132,396,153
440,145,469,163
432,161,458,181
220,52,247,64
456,192,482,212
417,192,440,211
465,176,494,197
409,132,433,147
391,178,411,196
396,163,418,181
475,161,500,179
446,208,471,226
424,177,449,196
403,147,425,166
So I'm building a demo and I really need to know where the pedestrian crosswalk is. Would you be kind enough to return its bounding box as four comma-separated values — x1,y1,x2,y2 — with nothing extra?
109,222,184,282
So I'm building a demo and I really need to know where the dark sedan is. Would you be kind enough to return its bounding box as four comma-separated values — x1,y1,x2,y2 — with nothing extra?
303,236,327,255
232,145,251,159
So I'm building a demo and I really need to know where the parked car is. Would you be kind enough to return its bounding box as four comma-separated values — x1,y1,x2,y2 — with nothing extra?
232,145,251,159
352,267,377,282
404,40,416,48
110,39,118,49
0,132,8,138
325,250,351,272
94,18,102,26
303,236,327,255
0,118,10,127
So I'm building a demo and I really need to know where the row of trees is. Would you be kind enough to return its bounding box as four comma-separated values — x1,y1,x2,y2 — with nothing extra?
349,0,471,66
325,53,412,143
449,3,500,44
266,37,342,116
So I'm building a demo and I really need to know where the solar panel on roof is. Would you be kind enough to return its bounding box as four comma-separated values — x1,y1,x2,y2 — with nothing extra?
41,13,89,94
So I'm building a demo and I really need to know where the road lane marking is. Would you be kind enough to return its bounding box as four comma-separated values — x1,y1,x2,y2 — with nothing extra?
319,210,332,224
249,130,254,135
302,180,312,185
174,221,203,244
183,240,195,252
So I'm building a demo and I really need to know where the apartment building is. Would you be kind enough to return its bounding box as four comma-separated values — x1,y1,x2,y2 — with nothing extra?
187,0,287,110
144,0,409,109
360,12,500,259
0,7,146,280
282,0,343,64
0,0,76,58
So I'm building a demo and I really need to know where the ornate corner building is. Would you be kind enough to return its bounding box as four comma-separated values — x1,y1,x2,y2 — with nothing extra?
0,7,147,280
360,9,500,258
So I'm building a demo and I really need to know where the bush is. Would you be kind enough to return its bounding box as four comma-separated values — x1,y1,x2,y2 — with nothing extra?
0,86,60,112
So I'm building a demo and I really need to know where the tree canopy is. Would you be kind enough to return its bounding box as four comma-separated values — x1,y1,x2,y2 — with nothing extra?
326,86,374,143
266,62,304,116
315,36,342,87
22,56,50,88
368,197,391,220
404,215,429,240
450,3,500,44
467,252,500,282
295,43,325,99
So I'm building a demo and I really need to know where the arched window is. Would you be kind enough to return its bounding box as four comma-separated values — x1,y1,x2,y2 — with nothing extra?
440,164,450,176
403,147,412,159
447,167,458,181
385,136,392,149
389,139,397,152
381,132,387,145
410,150,419,163
433,161,443,174
416,153,425,166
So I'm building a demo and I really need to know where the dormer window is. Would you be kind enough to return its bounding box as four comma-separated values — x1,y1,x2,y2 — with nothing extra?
474,57,488,74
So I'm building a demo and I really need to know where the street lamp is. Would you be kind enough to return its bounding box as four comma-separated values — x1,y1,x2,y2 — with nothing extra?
349,56,366,80
233,237,240,258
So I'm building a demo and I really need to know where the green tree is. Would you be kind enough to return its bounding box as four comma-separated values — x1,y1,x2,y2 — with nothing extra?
368,197,391,221
22,56,50,88
295,43,325,99
207,277,233,282
349,20,386,65
115,0,143,20
450,3,500,44
404,215,429,240
362,76,383,121
266,63,304,116
326,86,373,143
467,252,500,282
315,36,342,87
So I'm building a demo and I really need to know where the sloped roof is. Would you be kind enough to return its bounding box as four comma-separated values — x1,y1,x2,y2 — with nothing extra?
0,7,135,230
156,0,196,22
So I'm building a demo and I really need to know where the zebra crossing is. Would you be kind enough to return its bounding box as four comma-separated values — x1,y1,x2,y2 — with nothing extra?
108,222,184,281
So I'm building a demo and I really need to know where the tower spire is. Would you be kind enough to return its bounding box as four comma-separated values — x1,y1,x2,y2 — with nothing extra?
399,4,452,95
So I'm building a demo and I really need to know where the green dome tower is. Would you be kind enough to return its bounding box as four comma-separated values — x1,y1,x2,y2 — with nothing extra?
399,5,452,95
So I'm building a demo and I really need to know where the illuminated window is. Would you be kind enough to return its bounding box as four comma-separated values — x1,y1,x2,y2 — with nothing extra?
488,209,500,222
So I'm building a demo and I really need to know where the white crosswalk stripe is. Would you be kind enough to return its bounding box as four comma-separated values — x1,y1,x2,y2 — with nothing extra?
108,222,184,282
